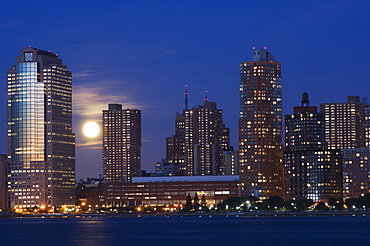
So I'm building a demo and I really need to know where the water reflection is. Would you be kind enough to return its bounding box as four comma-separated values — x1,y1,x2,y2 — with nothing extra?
1,216,370,246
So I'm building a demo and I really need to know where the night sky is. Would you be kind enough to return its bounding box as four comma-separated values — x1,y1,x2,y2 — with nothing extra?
1,1,369,179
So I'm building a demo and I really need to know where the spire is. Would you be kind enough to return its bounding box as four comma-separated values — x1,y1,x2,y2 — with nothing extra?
205,90,209,101
184,85,188,110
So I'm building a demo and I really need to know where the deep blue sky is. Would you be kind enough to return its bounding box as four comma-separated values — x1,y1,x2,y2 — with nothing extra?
1,1,370,179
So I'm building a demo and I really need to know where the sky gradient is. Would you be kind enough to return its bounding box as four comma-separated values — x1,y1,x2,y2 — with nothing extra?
1,0,370,179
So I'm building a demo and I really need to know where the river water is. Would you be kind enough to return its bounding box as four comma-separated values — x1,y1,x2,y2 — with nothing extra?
1,215,369,245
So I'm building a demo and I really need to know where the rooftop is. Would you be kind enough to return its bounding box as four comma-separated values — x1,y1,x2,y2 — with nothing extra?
132,175,239,183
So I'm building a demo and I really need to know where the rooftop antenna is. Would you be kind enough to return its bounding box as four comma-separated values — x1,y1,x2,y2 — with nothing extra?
205,90,209,101
184,85,188,110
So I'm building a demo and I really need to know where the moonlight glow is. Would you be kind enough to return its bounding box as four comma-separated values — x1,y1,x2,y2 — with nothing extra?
83,122,100,138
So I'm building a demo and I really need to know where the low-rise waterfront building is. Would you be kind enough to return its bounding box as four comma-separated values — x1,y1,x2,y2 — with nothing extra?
104,175,240,208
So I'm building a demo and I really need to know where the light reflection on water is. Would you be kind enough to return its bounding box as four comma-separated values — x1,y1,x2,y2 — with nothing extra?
0,216,369,246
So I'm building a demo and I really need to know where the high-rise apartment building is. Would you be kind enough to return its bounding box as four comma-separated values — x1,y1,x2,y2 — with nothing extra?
167,99,230,176
343,148,370,199
102,104,141,183
184,101,230,176
7,47,75,209
239,49,283,199
320,96,370,200
320,96,368,149
284,93,342,202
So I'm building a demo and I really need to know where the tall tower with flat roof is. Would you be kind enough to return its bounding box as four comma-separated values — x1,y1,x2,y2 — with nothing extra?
102,104,141,183
238,49,283,199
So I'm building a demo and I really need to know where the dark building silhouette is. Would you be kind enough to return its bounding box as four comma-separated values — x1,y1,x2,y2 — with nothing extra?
166,114,185,175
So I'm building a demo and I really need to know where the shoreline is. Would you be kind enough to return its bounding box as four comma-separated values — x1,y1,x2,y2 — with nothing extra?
2,210,370,218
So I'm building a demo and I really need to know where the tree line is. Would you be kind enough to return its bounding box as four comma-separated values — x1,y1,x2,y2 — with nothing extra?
182,193,370,212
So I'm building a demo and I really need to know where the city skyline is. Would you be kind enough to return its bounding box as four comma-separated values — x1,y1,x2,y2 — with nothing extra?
1,1,370,179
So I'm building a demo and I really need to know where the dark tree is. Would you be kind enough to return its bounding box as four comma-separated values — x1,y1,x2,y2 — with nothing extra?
328,197,343,210
184,194,193,212
267,195,284,209
283,200,295,210
295,198,313,210
346,198,361,210
364,193,370,208
315,202,329,211
254,201,268,211
221,196,243,211
243,195,258,204
193,193,200,210
201,194,206,206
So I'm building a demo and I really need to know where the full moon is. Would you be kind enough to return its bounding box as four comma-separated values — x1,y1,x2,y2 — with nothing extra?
83,122,100,138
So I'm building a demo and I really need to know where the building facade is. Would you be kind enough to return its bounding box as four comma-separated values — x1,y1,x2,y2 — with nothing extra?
238,49,283,199
223,150,239,175
343,148,370,199
155,159,180,176
7,47,75,209
284,93,342,202
104,175,240,208
166,114,185,175
0,155,7,209
320,96,370,200
182,101,230,176
102,104,141,183
320,96,369,150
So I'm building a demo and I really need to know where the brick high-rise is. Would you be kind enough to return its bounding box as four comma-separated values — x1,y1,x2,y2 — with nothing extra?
321,96,370,200
320,96,368,149
167,98,230,176
102,104,141,183
238,49,283,199
284,93,342,202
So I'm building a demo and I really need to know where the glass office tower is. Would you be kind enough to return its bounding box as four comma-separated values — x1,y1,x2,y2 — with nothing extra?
7,47,75,210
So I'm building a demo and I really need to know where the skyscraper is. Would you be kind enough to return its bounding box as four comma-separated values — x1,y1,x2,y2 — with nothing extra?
320,96,370,200
238,49,283,199
7,47,75,209
284,93,342,202
183,100,230,176
320,96,369,149
167,96,230,176
102,104,141,183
